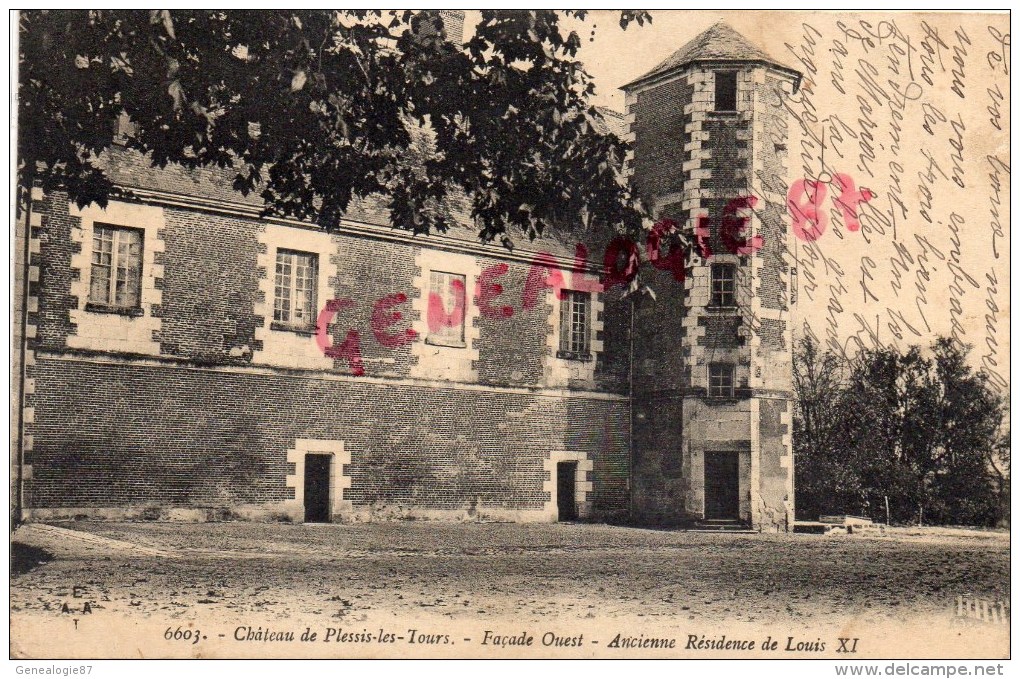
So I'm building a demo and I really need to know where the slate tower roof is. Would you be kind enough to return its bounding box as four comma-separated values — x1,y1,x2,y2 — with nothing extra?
621,22,801,90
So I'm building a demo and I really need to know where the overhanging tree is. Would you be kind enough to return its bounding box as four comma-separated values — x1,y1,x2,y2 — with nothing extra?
17,10,651,247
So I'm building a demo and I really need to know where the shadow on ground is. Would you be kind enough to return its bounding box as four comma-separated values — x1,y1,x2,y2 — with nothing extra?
11,541,53,576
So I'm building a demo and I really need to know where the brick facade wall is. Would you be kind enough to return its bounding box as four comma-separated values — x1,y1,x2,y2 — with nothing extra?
697,314,743,349
630,77,693,201
755,201,788,312
27,358,629,519
702,117,747,194
24,173,632,521
19,26,799,528
31,193,79,352
474,258,553,386
758,318,786,352
754,74,792,314
593,289,631,393
159,208,262,360
631,263,687,384
29,188,628,391
329,232,420,377
628,262,689,521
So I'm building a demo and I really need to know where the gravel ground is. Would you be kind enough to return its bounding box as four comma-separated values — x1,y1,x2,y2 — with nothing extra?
10,521,1010,659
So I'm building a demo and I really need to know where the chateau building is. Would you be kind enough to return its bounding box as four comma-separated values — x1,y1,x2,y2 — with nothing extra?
12,22,801,530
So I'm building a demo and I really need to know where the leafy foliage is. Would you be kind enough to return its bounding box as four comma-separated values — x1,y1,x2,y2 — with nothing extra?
793,337,1009,526
17,10,650,246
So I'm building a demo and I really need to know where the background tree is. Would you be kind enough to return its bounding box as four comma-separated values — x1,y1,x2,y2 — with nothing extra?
836,345,940,524
925,339,1007,525
17,10,651,246
792,336,854,519
793,337,1009,527
986,426,1011,527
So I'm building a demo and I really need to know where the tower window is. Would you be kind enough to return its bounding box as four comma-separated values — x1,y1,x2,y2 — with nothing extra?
708,363,735,398
711,263,736,308
715,71,738,112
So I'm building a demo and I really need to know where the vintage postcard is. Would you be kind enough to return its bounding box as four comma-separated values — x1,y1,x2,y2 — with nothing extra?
9,9,1010,663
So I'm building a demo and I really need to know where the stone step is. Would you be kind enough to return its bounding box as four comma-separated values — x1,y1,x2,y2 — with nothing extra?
692,520,753,533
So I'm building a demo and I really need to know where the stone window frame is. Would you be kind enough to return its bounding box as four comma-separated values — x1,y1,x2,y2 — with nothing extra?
544,451,594,521
284,438,352,523
253,223,338,371
409,249,480,382
67,199,165,356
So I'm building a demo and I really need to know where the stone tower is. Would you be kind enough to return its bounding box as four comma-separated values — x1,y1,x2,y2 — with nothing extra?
621,23,802,531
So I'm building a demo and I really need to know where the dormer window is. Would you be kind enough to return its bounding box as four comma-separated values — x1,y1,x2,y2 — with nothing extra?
113,111,136,145
715,71,738,112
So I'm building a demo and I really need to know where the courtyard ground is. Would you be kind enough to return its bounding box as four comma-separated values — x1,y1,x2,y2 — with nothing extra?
9,521,1010,659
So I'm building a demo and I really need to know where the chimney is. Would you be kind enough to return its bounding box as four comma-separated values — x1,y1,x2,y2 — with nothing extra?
439,10,465,45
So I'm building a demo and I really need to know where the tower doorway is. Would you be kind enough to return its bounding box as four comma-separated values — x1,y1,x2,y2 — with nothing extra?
704,451,740,521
